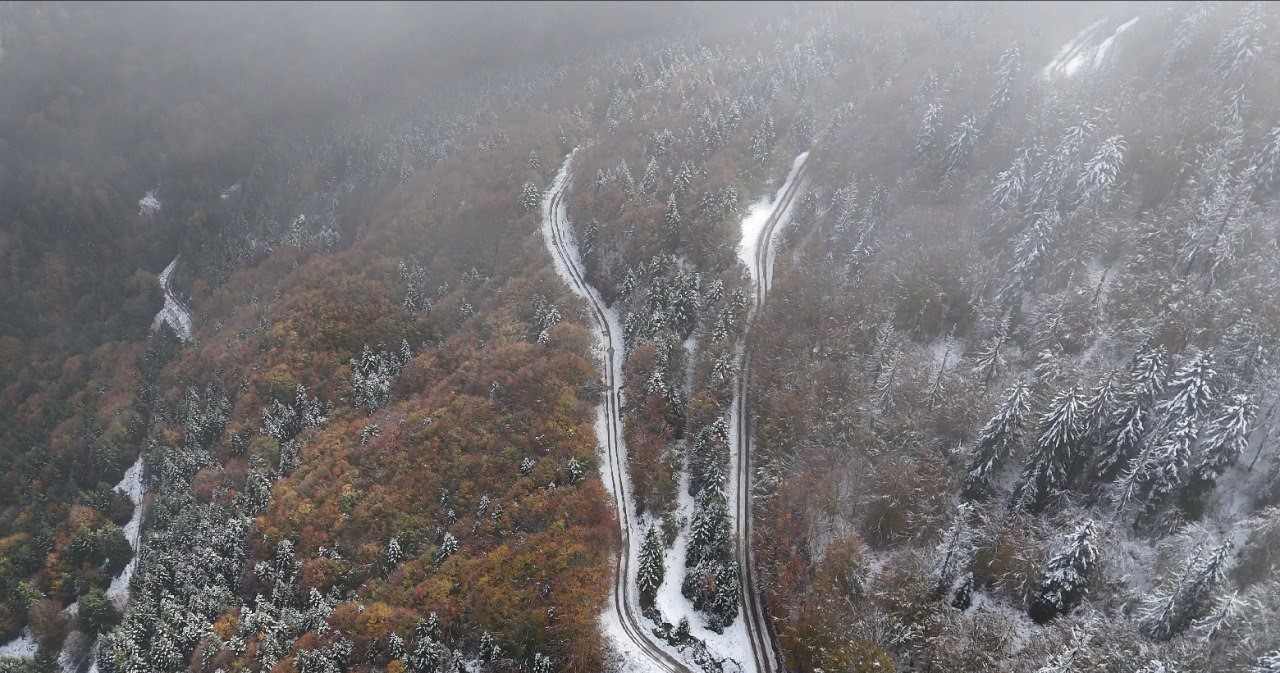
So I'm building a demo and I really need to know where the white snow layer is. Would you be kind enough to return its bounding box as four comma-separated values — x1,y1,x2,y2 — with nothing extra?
107,456,145,610
738,152,809,296
1041,16,1139,80
152,256,194,342
137,190,161,217
0,630,38,658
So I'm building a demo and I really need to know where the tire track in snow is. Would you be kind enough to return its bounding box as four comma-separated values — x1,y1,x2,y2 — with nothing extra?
735,152,809,673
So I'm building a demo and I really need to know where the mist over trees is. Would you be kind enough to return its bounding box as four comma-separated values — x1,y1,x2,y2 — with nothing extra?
1,3,1279,673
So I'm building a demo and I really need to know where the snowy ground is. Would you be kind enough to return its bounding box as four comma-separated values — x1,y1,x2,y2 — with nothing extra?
1041,15,1140,80
152,256,194,342
0,630,38,659
138,189,161,217
107,456,146,610
737,152,809,295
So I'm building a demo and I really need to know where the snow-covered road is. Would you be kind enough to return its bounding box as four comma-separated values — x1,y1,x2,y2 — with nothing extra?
152,256,194,342
733,152,809,673
541,153,693,673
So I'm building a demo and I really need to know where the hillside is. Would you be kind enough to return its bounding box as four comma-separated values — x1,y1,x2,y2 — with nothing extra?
2,3,1280,673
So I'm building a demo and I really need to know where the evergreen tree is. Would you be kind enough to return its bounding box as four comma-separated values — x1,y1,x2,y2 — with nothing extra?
1029,520,1098,623
940,114,981,180
1094,346,1168,483
1214,2,1266,79
1001,208,1058,298
1114,351,1218,510
1076,135,1126,214
914,102,943,160
989,144,1036,212
519,180,541,212
986,43,1021,125
1139,542,1233,641
665,193,682,246
1254,121,1280,193
638,525,665,604
1013,387,1087,513
963,380,1031,500
1187,394,1256,498
930,504,973,599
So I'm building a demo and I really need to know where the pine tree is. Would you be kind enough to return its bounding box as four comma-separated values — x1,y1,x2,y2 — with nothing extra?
519,180,541,212
638,525,665,603
986,43,1021,125
940,114,980,180
1139,542,1233,641
1029,520,1098,623
1013,387,1087,513
1001,208,1058,298
914,103,943,160
963,380,1031,500
1187,394,1256,497
930,504,973,599
1076,135,1126,214
1215,2,1266,79
641,158,660,195
989,144,1036,212
1252,121,1280,194
665,193,682,246
1157,350,1217,429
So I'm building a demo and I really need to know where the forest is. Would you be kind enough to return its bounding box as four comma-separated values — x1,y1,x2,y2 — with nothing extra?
2,3,1279,673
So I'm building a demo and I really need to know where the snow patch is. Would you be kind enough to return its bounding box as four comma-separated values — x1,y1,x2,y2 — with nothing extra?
151,256,194,342
1041,16,1139,80
107,456,145,611
737,152,809,295
138,190,161,217
0,630,38,658
220,181,241,201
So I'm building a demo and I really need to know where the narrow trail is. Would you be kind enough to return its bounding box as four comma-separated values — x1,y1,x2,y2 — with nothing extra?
541,152,693,673
734,152,810,673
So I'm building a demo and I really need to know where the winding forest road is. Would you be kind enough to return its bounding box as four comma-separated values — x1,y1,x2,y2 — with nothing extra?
735,152,810,673
541,154,693,673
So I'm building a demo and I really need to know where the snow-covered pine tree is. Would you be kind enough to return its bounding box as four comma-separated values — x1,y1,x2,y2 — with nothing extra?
1080,369,1123,450
988,144,1037,213
1139,541,1233,641
638,525,665,604
1012,387,1087,513
940,114,980,180
665,193,682,246
985,43,1020,126
1157,350,1217,430
1001,208,1058,299
1187,394,1256,498
1029,520,1099,623
930,504,973,599
1076,135,1126,214
1215,2,1267,79
1253,121,1280,194
519,180,541,212
641,157,660,196
963,380,1031,500
914,102,943,160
